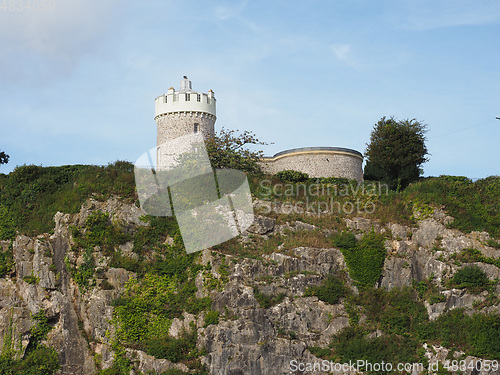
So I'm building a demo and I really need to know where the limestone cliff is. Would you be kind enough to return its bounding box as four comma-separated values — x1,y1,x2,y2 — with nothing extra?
0,197,499,375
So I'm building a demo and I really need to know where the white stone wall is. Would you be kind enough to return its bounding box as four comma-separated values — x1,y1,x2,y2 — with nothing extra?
156,112,216,146
155,92,216,118
259,151,363,183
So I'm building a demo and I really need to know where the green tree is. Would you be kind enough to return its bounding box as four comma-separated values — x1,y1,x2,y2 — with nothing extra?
0,151,9,165
364,117,429,190
205,128,268,174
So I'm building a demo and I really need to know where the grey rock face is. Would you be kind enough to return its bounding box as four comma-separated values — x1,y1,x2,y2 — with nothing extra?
1,197,499,374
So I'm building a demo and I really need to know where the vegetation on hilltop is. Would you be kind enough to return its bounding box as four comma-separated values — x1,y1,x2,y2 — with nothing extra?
364,116,429,190
205,128,268,174
0,150,8,166
0,138,499,374
0,161,136,238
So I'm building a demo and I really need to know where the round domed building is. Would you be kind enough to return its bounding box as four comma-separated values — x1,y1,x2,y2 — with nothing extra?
155,77,363,182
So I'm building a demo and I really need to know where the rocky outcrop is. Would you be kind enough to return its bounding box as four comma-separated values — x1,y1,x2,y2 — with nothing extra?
0,198,499,374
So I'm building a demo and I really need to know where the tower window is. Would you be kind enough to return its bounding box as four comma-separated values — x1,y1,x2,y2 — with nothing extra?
194,123,199,133
197,94,201,102
185,93,190,101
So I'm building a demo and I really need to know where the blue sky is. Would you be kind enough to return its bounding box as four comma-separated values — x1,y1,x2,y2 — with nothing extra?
1,0,499,178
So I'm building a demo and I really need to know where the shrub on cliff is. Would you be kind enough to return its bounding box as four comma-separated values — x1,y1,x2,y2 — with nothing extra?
276,169,309,182
451,265,489,294
333,231,386,287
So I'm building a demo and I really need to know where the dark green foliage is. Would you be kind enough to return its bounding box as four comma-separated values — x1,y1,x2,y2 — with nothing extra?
143,324,199,363
74,211,131,256
132,216,180,255
487,239,500,249
315,176,352,185
68,247,95,290
332,326,424,370
414,276,446,304
253,287,285,308
422,309,500,359
69,211,133,290
0,247,13,278
205,128,267,174
0,151,8,165
23,275,39,285
30,311,53,347
276,170,309,182
0,346,59,375
0,162,136,237
304,274,347,304
332,231,357,250
0,205,15,240
364,116,428,190
203,310,220,327
312,286,500,372
335,231,386,287
451,248,500,269
403,175,500,237
357,287,428,337
451,265,489,293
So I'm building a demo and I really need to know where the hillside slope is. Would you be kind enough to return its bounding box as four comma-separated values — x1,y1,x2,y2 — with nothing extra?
0,165,499,374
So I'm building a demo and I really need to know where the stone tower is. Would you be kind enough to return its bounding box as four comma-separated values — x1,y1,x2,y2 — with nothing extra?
155,76,216,147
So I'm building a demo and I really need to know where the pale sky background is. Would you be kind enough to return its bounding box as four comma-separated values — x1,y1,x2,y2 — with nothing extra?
1,0,499,178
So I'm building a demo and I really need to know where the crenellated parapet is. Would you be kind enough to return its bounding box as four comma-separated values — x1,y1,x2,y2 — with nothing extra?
154,77,216,122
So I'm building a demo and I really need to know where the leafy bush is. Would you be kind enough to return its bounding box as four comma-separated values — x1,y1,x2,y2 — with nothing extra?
2,345,60,375
403,175,500,237
0,162,136,237
422,308,500,359
132,215,180,255
253,287,285,308
414,276,446,304
30,311,53,347
364,116,428,190
331,326,424,369
332,231,357,250
68,248,95,290
356,287,428,337
74,211,131,255
451,248,500,269
304,274,347,304
203,310,220,327
0,204,15,240
0,248,13,278
276,170,309,183
142,324,200,363
315,176,352,185
205,128,267,174
451,265,489,293
335,231,386,287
